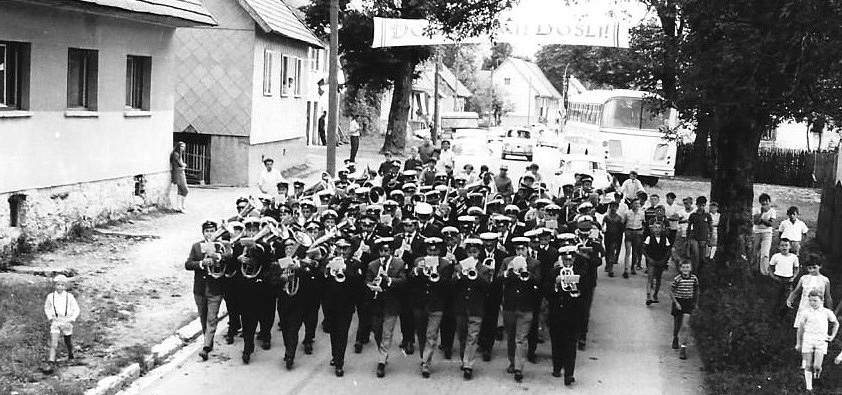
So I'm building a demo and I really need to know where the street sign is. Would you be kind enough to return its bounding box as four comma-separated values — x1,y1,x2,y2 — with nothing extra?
372,17,630,49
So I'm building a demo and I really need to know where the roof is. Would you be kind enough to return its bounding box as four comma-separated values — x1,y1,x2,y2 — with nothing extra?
568,76,588,96
414,62,472,98
60,0,216,25
502,58,561,99
237,0,324,47
569,89,653,104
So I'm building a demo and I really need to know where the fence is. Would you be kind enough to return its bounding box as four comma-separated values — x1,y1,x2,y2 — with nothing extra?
675,144,838,187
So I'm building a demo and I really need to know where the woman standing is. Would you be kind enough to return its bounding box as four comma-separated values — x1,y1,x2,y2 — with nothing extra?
170,141,189,212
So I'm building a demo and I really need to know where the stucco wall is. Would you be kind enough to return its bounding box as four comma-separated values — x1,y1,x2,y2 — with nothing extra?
209,135,249,186
0,4,176,194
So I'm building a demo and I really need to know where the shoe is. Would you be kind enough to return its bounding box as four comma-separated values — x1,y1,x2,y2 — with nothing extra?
335,367,344,377
622,272,629,279
483,351,492,362
242,352,251,364
225,335,235,345
644,267,649,274
577,339,586,351
514,370,523,383
652,297,660,304
608,271,615,277
330,358,335,366
463,368,473,380
376,363,386,378
406,342,415,355
443,348,452,360
552,370,561,378
199,348,209,361
354,343,363,354
646,299,652,306
564,376,575,386
304,343,313,355
630,269,637,275
286,358,295,370
672,337,679,349
527,353,537,364
421,363,431,378
679,346,687,360
506,364,516,374
260,340,271,350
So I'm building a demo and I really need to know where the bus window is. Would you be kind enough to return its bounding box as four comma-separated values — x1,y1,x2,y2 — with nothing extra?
607,140,623,158
653,143,669,161
641,104,670,130
603,98,641,129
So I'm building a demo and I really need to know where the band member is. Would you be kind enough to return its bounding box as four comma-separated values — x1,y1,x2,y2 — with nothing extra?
547,245,586,385
352,216,379,352
395,216,424,355
439,226,467,358
415,203,442,238
298,200,318,227
477,232,508,361
277,237,309,369
574,221,604,350
408,237,453,377
185,220,229,361
527,228,557,362
222,221,245,344
322,239,364,377
500,238,542,382
239,218,279,364
452,238,491,380
368,237,407,378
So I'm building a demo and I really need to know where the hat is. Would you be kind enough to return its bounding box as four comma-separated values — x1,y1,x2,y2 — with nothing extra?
402,170,419,177
300,199,317,208
559,245,578,255
367,204,383,212
577,202,594,211
389,190,405,197
356,186,371,195
512,237,530,245
304,221,322,230
493,214,512,223
202,220,218,231
499,164,508,170
338,168,349,175
577,215,595,223
236,196,249,205
260,217,278,227
375,237,395,246
424,190,440,198
580,174,594,183
521,173,535,181
334,238,352,248
425,237,444,245
229,221,245,230
576,221,593,232
463,238,483,247
523,229,542,238
402,216,418,224
384,199,400,206
467,206,485,216
402,183,417,191
434,184,449,192
321,209,338,220
535,198,552,207
557,233,577,242
441,226,459,235
435,172,448,179
294,181,305,187
283,238,298,246
504,205,521,213
487,199,505,207
479,232,499,241
244,217,261,227
415,202,433,215
458,215,476,223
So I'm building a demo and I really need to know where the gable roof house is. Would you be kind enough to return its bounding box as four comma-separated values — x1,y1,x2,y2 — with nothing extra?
174,0,324,186
0,0,215,253
491,57,562,128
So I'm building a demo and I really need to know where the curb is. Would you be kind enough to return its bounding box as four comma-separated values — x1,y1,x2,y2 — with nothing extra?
7,266,77,278
83,304,227,395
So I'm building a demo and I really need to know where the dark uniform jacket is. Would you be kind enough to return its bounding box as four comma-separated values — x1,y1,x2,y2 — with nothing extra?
546,261,586,334
451,260,492,317
366,256,407,316
185,241,225,296
499,256,542,312
407,256,453,311
322,256,365,313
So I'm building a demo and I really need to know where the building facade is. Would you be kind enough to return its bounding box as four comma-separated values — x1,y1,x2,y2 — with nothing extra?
492,57,562,128
0,0,215,255
174,0,324,186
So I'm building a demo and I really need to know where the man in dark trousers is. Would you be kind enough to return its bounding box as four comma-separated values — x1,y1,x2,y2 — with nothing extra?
527,228,558,362
318,111,327,146
396,216,425,355
439,226,468,360
185,220,228,361
408,238,454,378
477,232,508,361
368,237,408,378
500,238,542,383
547,245,586,386
322,239,364,377
238,218,279,364
452,238,491,380
573,221,603,351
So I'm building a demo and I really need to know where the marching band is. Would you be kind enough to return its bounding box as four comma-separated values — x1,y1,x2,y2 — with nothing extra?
185,158,610,385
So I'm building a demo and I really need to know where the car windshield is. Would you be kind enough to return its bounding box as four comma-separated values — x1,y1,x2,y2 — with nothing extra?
507,129,531,139
563,160,603,173
453,143,488,156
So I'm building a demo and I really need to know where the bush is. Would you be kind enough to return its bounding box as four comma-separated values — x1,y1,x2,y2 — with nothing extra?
695,240,842,394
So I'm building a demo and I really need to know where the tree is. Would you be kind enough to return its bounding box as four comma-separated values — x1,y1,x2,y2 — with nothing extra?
304,0,514,154
676,0,842,278
481,42,513,70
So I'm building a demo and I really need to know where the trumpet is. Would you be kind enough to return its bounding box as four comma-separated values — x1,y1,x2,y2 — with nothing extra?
327,257,347,283
517,268,530,282
461,267,478,280
421,256,440,282
555,265,580,297
482,257,496,270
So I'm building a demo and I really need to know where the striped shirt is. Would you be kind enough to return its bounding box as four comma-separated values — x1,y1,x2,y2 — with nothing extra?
671,274,699,300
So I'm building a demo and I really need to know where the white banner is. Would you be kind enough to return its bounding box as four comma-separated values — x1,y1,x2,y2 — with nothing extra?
372,17,630,49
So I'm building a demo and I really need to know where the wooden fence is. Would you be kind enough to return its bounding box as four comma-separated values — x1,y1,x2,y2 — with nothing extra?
675,144,838,187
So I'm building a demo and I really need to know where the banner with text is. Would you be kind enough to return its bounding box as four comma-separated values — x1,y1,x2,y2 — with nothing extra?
372,17,630,49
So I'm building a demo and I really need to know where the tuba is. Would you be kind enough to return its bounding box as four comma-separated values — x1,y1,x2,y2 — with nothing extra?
201,241,228,279
278,257,300,296
556,265,580,297
238,243,265,279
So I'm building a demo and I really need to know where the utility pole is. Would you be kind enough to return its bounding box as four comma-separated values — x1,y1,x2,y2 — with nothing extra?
431,48,441,145
326,0,338,175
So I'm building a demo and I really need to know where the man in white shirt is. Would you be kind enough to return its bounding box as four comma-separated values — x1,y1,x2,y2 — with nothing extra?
258,158,287,195
436,140,455,173
619,171,646,205
778,206,809,255
349,118,361,163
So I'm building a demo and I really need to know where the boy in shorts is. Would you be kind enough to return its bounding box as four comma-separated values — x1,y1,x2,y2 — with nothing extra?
644,221,671,306
44,274,80,363
671,259,699,360
795,289,838,391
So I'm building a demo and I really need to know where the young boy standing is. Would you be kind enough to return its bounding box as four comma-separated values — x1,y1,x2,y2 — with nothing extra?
707,202,720,260
44,274,80,364
602,202,624,277
644,221,671,306
795,290,838,392
671,260,699,360
778,206,809,256
770,239,799,317
686,196,712,275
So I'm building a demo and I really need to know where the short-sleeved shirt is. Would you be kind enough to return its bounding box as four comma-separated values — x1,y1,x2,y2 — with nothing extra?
778,219,809,242
687,211,713,241
676,208,693,237
671,274,699,300
620,179,645,199
795,307,838,343
752,207,777,234
770,253,799,278
664,203,680,230
623,209,645,230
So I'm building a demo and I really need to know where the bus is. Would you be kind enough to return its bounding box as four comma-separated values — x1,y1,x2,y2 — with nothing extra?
563,89,677,184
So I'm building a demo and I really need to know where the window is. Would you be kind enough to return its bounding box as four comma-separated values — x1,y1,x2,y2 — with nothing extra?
281,55,291,96
8,194,25,227
294,57,303,96
0,41,29,110
67,48,98,110
125,56,151,110
263,50,274,96
503,77,511,85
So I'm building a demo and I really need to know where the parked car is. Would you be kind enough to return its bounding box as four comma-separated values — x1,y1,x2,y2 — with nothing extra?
547,154,617,197
502,127,534,161
453,138,495,173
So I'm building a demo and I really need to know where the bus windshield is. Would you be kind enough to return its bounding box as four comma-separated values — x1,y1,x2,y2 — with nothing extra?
602,97,670,130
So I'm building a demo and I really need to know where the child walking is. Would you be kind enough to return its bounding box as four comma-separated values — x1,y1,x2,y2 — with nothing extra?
787,255,833,317
794,290,838,392
671,259,699,360
44,274,80,363
644,221,671,306
769,238,798,317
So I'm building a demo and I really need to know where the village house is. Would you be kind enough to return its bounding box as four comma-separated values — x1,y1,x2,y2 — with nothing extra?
491,57,562,128
173,0,324,186
0,0,216,254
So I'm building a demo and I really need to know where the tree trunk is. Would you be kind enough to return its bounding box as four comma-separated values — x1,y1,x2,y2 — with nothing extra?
687,109,713,177
709,110,765,285
382,59,416,154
